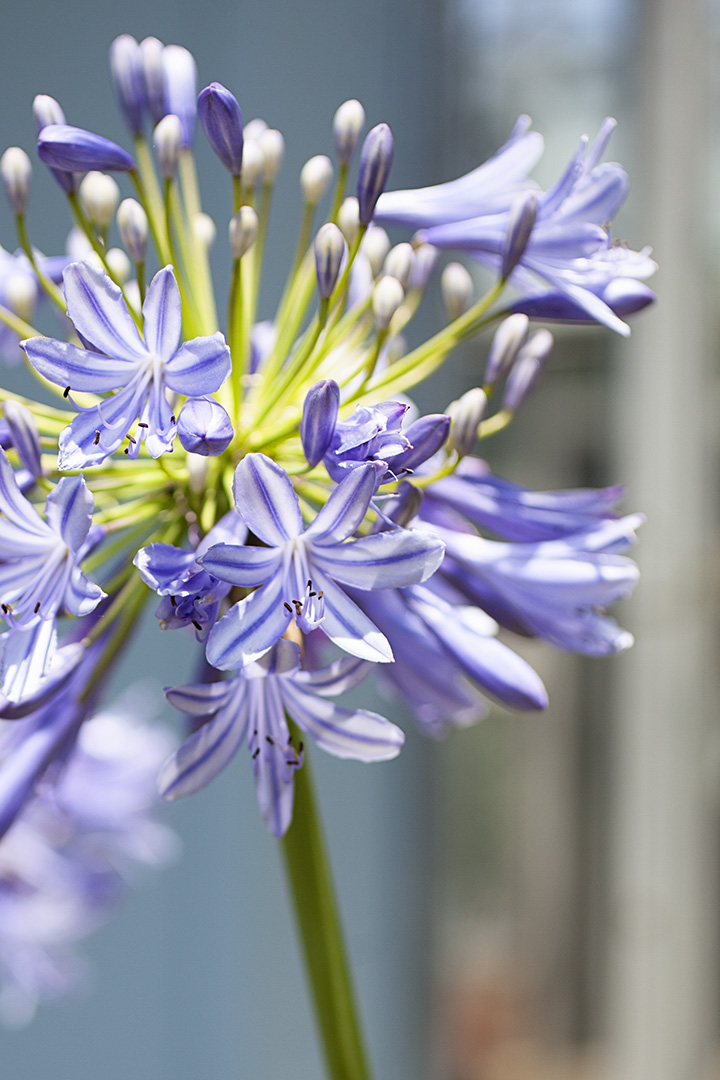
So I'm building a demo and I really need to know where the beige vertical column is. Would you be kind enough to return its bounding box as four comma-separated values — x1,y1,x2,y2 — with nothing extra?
607,1,718,1077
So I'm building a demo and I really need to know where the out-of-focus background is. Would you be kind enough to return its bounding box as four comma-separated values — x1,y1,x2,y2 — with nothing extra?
0,1,718,1078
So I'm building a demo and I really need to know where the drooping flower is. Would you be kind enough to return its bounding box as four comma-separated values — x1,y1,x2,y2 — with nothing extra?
161,638,404,836
200,454,445,669
379,118,655,335
21,261,231,469
374,114,542,228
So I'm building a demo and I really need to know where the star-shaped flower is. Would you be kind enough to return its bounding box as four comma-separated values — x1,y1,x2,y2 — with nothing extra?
200,453,445,669
21,261,231,469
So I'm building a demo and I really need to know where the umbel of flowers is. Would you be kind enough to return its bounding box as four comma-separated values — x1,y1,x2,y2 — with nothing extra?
0,33,652,1041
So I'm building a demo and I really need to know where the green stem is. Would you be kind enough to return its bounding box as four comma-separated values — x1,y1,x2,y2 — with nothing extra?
281,745,373,1080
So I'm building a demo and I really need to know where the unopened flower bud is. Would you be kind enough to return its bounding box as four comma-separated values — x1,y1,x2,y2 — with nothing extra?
442,262,474,321
484,313,529,388
3,399,42,479
32,97,76,193
501,191,537,280
244,118,267,142
300,380,340,467
357,123,394,225
229,205,258,259
177,397,234,456
106,247,132,284
333,99,366,166
361,226,390,277
502,328,553,412
372,274,404,331
385,481,423,528
193,212,217,248
78,171,120,229
33,94,66,131
240,139,264,187
163,45,197,148
259,128,284,184
338,196,360,245
197,82,244,176
314,223,346,299
383,243,414,290
109,34,147,135
408,243,438,292
140,37,167,123
446,387,487,456
154,114,183,178
6,273,37,322
38,125,135,173
392,414,451,473
117,198,148,263
301,155,333,205
0,147,31,216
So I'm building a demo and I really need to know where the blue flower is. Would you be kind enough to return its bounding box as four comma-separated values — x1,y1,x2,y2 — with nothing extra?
379,118,655,335
134,510,247,640
374,114,542,228
0,449,104,629
436,514,642,655
200,453,445,669
354,582,548,736
37,125,135,173
21,261,231,469
161,638,404,836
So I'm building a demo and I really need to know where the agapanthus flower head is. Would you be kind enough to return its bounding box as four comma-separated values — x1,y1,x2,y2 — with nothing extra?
21,261,231,468
161,638,404,836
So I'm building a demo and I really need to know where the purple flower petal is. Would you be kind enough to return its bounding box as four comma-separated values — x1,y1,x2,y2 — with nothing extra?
231,454,302,546
310,528,445,590
306,462,381,544
199,542,282,587
205,574,292,669
159,688,249,799
281,683,404,761
20,337,139,392
309,573,393,663
163,333,231,395
44,476,93,552
294,655,373,697
62,262,146,361
141,266,182,360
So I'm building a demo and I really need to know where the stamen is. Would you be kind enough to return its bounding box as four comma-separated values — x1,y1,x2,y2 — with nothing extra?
191,619,202,630
93,430,101,445
283,601,292,613
34,601,41,613
169,596,177,607
252,748,260,759
138,422,148,429
63,385,71,398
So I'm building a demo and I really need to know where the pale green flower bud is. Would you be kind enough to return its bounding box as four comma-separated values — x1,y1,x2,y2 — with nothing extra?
117,198,148,263
0,147,31,216
446,387,487,456
441,262,474,321
361,226,390,277
333,99,365,166
259,128,284,183
300,155,333,205
383,243,414,290
229,205,258,259
337,196,360,246
154,113,183,178
193,212,217,249
372,274,404,331
78,170,120,229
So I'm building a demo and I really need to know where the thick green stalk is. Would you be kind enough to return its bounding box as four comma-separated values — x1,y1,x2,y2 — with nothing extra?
281,746,373,1080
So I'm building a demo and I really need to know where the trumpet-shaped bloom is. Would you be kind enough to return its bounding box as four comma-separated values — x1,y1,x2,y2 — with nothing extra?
374,115,542,227
379,118,655,335
21,262,231,469
161,639,404,836
201,454,445,669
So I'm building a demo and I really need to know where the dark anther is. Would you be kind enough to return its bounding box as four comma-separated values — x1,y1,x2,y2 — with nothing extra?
34,601,41,614
252,748,260,759
1,604,7,614
283,601,292,613
192,619,202,631
63,385,71,398
170,415,176,424
169,596,177,608
298,741,304,754
317,591,323,599
124,447,129,454
265,735,274,745
127,435,136,444
138,422,148,429
308,591,317,597
307,579,312,589
93,430,100,445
